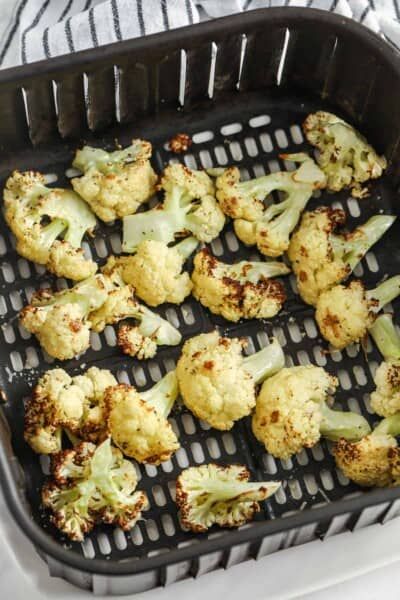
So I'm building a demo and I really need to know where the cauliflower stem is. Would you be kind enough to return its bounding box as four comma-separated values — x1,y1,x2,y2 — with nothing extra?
319,401,371,441
367,275,400,314
140,371,179,418
369,313,400,361
243,339,285,384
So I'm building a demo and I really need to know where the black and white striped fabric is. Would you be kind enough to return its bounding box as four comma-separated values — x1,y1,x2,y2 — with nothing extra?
0,0,399,69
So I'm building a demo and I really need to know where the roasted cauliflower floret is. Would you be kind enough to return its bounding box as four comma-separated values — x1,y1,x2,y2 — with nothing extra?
288,207,395,305
42,438,148,541
105,371,179,464
315,276,400,349
252,365,370,459
303,111,387,197
71,140,157,222
122,163,225,251
176,464,281,532
334,414,400,487
19,275,108,360
191,248,289,322
4,170,97,280
24,366,117,454
215,154,326,257
176,331,284,430
108,236,198,307
369,314,400,417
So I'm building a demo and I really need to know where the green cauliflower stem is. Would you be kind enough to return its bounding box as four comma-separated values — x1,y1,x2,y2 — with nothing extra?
288,207,395,305
19,275,109,360
72,140,157,222
4,170,97,280
303,111,387,197
217,153,326,257
42,438,148,541
122,163,225,252
175,463,281,532
334,414,400,487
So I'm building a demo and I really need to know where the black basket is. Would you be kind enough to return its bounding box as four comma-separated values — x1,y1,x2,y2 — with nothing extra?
1,8,400,595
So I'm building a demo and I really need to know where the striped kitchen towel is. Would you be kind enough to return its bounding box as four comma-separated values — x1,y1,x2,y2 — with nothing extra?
0,0,399,70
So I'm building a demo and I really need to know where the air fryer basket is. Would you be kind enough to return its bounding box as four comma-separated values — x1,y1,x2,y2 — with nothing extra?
1,7,400,595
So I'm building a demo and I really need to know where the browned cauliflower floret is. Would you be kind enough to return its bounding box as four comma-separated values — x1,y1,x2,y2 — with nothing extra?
176,464,281,532
19,275,109,360
72,140,157,222
288,207,395,306
105,372,179,464
117,323,157,359
215,154,326,257
252,365,370,459
369,314,400,417
303,111,387,197
191,248,289,321
122,163,225,251
315,276,400,349
334,414,400,487
42,438,148,541
4,170,97,280
176,331,284,430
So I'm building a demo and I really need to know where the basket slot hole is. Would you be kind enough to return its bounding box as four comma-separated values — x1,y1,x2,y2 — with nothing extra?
175,447,189,468
145,464,158,478
148,362,162,383
345,343,359,358
17,259,30,279
222,433,236,455
297,350,310,365
167,480,176,501
0,296,6,315
338,369,351,390
289,124,303,144
214,145,228,165
2,324,16,344
348,397,362,414
193,131,214,144
206,437,221,459
353,365,367,386
90,332,102,351
183,154,198,169
262,453,277,475
229,140,243,161
365,251,379,273
10,351,23,371
191,441,205,463
274,485,286,504
145,519,160,541
161,514,176,537
256,330,270,348
221,122,242,136
0,236,6,256
25,347,39,368
304,473,318,496
272,326,287,347
113,528,128,550
274,129,288,149
169,417,179,437
329,348,343,363
65,167,80,178
182,413,196,435
280,457,293,471
181,303,195,326
304,318,317,339
311,444,324,461
131,526,144,546
249,115,271,128
287,478,302,500
335,468,350,486
287,321,301,343
210,238,223,256
296,449,308,466
1,263,15,283
132,366,147,387
94,238,107,258
117,370,130,384
165,307,180,329
81,538,96,558
244,137,259,157
199,150,213,168
97,533,112,555
259,132,273,153
110,233,122,254
161,459,173,473
367,360,378,380
152,485,167,506
353,262,364,277
104,326,116,347
346,197,361,217
320,469,334,491
363,392,374,414
313,346,327,366
268,159,280,173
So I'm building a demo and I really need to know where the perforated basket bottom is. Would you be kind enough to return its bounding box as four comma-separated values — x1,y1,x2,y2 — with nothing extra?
0,90,398,562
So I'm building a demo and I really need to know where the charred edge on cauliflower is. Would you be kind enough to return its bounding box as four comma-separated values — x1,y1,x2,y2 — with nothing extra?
368,315,400,417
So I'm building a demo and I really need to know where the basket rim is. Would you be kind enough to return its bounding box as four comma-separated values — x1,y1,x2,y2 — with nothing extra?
1,5,400,578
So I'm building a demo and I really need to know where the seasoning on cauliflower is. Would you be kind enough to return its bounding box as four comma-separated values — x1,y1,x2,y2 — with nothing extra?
19,274,109,360
252,365,370,459
334,414,400,487
176,464,281,532
122,163,225,252
215,153,326,257
303,111,387,197
107,236,198,307
71,140,157,222
4,170,97,280
368,314,400,417
288,207,395,306
90,258,182,358
191,248,289,322
315,276,400,349
42,438,148,541
176,331,285,430
105,371,180,464
24,365,117,454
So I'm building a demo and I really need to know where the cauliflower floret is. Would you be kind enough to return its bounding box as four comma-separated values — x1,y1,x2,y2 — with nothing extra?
288,208,395,306
303,111,387,196
191,248,289,322
117,323,157,359
176,332,285,430
19,275,108,360
109,237,197,307
42,438,148,540
71,140,157,222
370,361,400,417
122,163,225,251
4,170,97,280
176,464,281,532
105,372,179,464
216,167,265,220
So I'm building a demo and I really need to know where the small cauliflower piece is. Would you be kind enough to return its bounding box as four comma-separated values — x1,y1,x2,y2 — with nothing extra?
176,464,281,532
71,140,157,222
288,207,395,305
315,276,400,349
4,170,97,280
369,314,400,417
19,275,109,360
24,366,117,453
303,111,387,197
176,331,285,430
122,163,225,251
192,248,289,322
109,236,198,307
334,414,400,487
252,365,370,459
42,438,148,541
215,154,326,257
105,371,180,464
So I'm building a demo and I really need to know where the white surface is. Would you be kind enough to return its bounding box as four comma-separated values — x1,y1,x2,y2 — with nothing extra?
1,489,400,599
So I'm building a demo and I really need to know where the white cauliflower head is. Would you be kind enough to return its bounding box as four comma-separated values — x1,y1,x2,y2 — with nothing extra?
371,360,400,417
72,140,157,222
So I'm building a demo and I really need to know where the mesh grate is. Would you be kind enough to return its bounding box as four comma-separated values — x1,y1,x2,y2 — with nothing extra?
0,90,398,561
